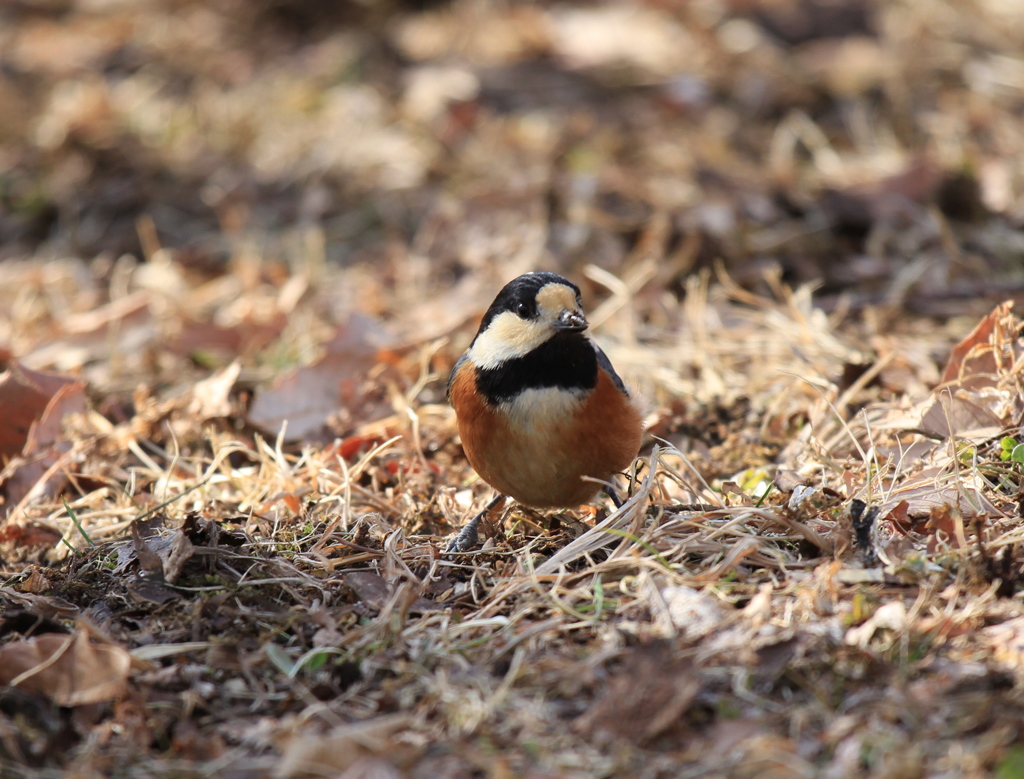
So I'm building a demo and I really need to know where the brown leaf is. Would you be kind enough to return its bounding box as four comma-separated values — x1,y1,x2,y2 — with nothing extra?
20,569,52,594
274,714,412,778
0,361,81,459
130,521,164,578
575,640,700,743
24,380,87,453
884,499,913,533
344,571,391,610
754,637,800,685
925,504,969,549
0,630,131,706
171,720,226,761
939,300,1014,386
344,572,439,615
127,576,179,605
247,315,394,440
162,530,195,585
170,316,285,363
820,157,943,229
0,586,80,620
127,521,180,603
884,468,998,525
0,522,62,548
918,389,1005,440
2,379,87,511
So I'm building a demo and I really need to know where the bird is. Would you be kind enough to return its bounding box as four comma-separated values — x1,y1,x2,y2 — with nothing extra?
446,271,644,551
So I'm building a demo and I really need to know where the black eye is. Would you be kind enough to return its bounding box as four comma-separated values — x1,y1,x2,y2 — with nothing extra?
515,301,534,319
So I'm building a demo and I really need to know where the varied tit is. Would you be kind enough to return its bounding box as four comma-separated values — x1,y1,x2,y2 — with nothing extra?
447,271,644,511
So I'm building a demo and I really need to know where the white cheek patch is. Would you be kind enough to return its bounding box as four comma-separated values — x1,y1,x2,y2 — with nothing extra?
499,386,586,432
469,312,552,370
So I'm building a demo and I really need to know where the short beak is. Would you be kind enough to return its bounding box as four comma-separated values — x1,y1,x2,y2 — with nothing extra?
555,309,588,332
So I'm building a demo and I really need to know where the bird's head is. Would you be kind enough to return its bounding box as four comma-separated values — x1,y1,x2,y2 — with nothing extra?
469,272,588,369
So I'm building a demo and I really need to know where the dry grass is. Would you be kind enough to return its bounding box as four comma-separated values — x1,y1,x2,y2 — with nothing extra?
4,0,1024,777
3,255,1024,778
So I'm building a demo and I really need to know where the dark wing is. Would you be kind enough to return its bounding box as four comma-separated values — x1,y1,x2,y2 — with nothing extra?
447,352,471,403
592,342,630,397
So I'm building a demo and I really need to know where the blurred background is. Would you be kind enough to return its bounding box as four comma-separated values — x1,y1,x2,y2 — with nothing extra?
2,0,1022,315
3,0,1024,423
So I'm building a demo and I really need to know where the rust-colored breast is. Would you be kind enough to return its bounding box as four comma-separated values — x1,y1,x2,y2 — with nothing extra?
450,358,644,508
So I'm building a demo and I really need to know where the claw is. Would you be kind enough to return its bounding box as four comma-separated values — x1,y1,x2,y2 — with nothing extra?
445,494,506,554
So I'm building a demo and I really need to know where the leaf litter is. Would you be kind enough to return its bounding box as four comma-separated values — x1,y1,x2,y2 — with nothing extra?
3,0,1024,777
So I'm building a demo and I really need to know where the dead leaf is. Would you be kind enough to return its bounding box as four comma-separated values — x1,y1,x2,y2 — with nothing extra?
0,586,80,620
0,361,81,459
24,380,87,452
171,316,285,362
130,521,164,578
884,499,912,533
0,522,62,548
918,389,1005,440
163,530,195,584
248,316,395,440
344,571,391,610
575,640,700,743
273,714,412,778
939,300,1013,385
187,360,241,421
20,569,52,594
344,572,439,615
925,504,969,549
1,379,87,511
126,521,180,603
171,720,226,761
754,637,800,685
0,629,131,706
721,480,755,506
844,600,908,648
655,584,731,641
884,481,998,524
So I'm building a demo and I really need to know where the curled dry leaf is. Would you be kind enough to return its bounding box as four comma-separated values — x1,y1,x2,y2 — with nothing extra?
0,361,81,459
126,521,183,604
939,300,1014,386
872,301,1021,444
0,586,80,620
2,379,87,513
163,529,196,584
0,629,132,706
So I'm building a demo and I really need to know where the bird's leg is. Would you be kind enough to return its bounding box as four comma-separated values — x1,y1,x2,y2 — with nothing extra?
607,460,642,509
445,494,507,553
